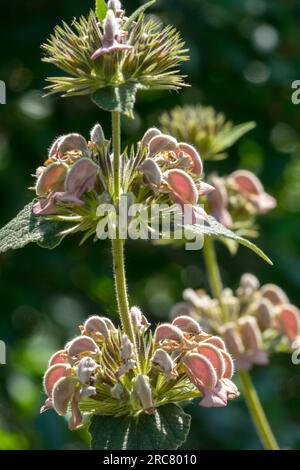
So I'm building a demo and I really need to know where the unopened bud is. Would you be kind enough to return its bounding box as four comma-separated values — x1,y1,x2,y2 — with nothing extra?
140,158,163,187
90,123,105,144
151,349,175,376
220,322,245,355
107,0,122,12
240,273,260,293
133,375,154,414
103,10,119,43
256,298,274,328
120,334,134,362
238,316,263,350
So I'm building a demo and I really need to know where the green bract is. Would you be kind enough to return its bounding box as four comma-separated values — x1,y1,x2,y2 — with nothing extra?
42,3,188,116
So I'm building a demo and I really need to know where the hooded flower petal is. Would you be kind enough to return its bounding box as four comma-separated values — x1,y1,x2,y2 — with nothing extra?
52,376,79,415
278,304,300,342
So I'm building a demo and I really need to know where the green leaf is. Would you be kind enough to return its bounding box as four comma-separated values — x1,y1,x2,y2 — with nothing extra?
92,83,144,117
89,404,191,450
186,215,272,265
123,0,156,31
212,121,256,154
0,201,70,253
95,0,107,23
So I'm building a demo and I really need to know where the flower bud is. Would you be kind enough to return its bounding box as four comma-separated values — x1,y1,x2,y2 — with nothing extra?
66,336,100,357
90,123,105,144
140,159,163,187
141,128,162,146
238,316,262,350
240,273,260,293
256,298,274,328
83,315,116,339
103,10,119,43
172,315,201,334
133,375,154,414
151,349,176,377
120,334,134,362
207,176,232,228
107,0,122,13
260,284,289,306
77,357,98,383
220,322,245,355
154,323,184,343
130,306,149,329
177,143,203,176
148,134,177,156
278,304,300,341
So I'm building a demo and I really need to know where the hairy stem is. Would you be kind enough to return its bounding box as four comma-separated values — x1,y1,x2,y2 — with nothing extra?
202,237,279,450
239,370,279,450
202,238,227,322
111,112,136,347
112,111,121,202
111,237,135,343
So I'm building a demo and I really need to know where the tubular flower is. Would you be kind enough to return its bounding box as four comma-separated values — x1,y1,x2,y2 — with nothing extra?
207,170,276,235
42,2,188,99
29,125,214,244
159,105,255,161
41,310,239,429
170,274,300,371
137,129,214,223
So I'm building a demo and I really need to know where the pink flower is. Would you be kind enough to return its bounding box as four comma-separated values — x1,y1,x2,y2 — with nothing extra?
91,10,133,60
230,170,277,214
207,175,232,228
183,342,239,408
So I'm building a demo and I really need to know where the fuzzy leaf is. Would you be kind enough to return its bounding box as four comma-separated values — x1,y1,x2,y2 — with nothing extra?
123,0,156,31
0,201,70,253
95,0,107,22
186,215,272,265
92,83,144,117
212,122,256,154
89,404,191,450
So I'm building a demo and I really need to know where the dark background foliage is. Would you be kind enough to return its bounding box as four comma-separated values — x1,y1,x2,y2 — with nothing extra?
0,0,300,449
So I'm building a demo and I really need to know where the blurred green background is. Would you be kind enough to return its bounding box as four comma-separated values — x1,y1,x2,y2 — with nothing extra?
0,0,300,450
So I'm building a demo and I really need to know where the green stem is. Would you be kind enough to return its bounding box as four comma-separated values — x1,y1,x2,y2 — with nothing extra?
202,237,227,322
111,236,135,343
111,111,138,365
202,236,279,450
112,111,121,202
239,370,279,450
